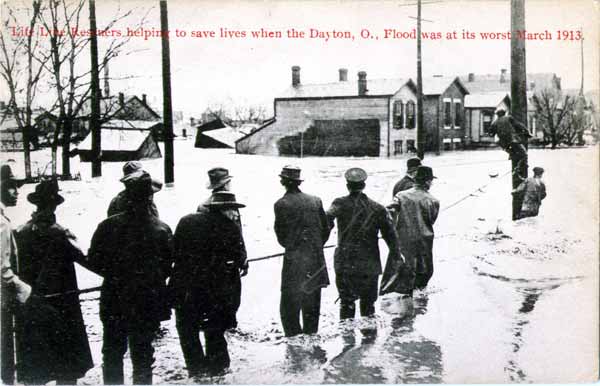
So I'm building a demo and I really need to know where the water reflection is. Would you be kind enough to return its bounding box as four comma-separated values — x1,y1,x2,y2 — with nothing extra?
284,340,327,375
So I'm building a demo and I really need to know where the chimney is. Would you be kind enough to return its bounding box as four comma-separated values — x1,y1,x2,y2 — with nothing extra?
468,73,475,82
142,94,147,105
292,66,301,87
500,68,507,83
358,71,367,96
339,68,348,82
190,117,195,126
118,92,124,107
103,61,110,97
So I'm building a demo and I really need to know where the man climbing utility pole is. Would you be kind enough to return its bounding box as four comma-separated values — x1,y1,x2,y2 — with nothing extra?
89,0,102,177
416,0,425,160
160,0,175,185
510,0,529,220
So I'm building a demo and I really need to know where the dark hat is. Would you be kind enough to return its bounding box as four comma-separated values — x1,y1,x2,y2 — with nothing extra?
406,157,422,172
122,161,143,177
415,165,436,182
279,165,303,181
27,179,64,206
344,167,367,183
532,166,545,175
1,164,25,187
203,191,245,209
495,108,506,115
207,167,232,190
125,171,161,201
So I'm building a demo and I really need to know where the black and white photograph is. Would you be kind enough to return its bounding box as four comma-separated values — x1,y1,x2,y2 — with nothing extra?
0,0,599,384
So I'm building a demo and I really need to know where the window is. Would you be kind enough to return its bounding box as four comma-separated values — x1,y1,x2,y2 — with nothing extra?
406,139,416,153
454,101,462,127
482,111,493,136
393,100,404,129
406,101,416,129
394,140,403,155
444,101,452,127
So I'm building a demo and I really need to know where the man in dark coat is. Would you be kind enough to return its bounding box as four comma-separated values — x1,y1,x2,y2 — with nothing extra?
196,167,248,276
171,191,248,377
14,179,93,384
274,166,331,337
327,168,399,319
388,166,440,294
107,161,160,217
512,166,547,219
392,157,421,197
88,171,173,385
1,165,32,384
488,108,531,161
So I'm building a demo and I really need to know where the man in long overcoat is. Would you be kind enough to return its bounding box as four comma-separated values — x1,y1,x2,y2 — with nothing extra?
327,168,399,319
392,157,421,197
170,191,248,377
512,166,547,219
388,166,440,294
14,179,93,384
274,166,331,337
107,161,160,217
1,165,31,384
88,171,173,385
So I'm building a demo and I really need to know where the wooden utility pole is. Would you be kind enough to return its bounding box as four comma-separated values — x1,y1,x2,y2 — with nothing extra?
89,0,101,177
510,0,528,220
160,0,174,185
416,0,425,159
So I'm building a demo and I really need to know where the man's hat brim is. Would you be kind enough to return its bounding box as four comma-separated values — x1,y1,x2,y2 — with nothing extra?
27,192,65,206
206,176,232,190
203,202,246,209
279,174,303,182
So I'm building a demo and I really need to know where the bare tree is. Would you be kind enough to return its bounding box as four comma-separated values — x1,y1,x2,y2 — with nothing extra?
531,89,576,149
0,0,48,179
233,104,267,124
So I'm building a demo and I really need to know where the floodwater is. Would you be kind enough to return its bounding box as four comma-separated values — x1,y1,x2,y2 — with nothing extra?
2,143,598,384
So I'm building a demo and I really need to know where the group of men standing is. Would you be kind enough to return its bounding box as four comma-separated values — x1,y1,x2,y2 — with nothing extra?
0,156,441,384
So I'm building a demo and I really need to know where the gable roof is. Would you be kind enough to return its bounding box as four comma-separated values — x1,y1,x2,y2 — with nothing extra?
464,92,511,108
76,128,152,152
422,76,469,96
277,78,415,99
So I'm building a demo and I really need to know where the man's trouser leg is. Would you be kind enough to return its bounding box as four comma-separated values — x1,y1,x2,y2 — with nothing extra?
102,316,128,385
1,298,14,385
301,289,322,334
414,238,434,289
280,289,302,337
204,328,230,372
175,309,206,376
359,275,379,317
336,273,356,320
129,321,157,385
400,243,418,295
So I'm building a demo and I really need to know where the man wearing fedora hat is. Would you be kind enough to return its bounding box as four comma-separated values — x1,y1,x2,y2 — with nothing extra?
88,171,174,384
512,166,547,219
170,191,248,376
392,157,422,197
327,167,399,319
107,161,160,218
197,167,248,276
1,164,32,384
13,179,93,384
388,166,440,295
274,166,331,337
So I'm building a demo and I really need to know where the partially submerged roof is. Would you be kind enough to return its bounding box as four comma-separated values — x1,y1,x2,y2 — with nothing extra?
77,129,151,152
102,119,161,130
278,78,414,99
465,92,510,108
202,126,247,148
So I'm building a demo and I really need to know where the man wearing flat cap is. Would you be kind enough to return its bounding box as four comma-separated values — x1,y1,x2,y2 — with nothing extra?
512,166,547,219
171,191,248,376
107,161,160,218
392,157,422,197
388,166,440,295
327,168,399,319
88,171,174,384
14,179,93,384
274,166,331,337
197,167,248,276
1,164,32,384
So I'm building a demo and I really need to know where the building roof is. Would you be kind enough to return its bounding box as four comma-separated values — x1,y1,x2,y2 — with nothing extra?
422,76,468,95
464,92,510,108
202,126,247,148
277,78,414,99
76,128,151,152
460,72,560,94
102,119,161,130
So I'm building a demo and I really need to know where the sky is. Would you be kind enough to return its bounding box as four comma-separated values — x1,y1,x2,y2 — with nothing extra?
2,0,599,117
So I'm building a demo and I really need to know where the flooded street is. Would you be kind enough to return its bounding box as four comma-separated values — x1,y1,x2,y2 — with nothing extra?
3,143,598,384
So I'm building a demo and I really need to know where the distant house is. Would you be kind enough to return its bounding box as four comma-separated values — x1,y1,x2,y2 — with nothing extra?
236,67,418,157
422,76,470,152
0,118,24,151
75,119,162,162
464,92,511,146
